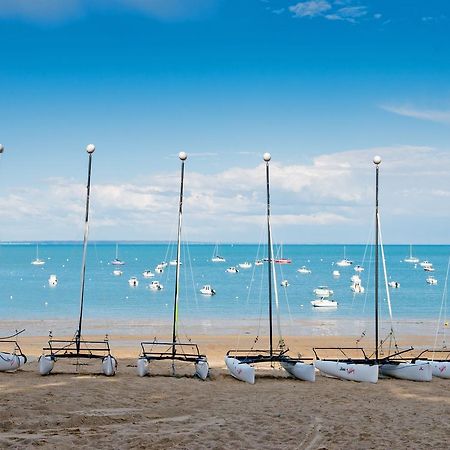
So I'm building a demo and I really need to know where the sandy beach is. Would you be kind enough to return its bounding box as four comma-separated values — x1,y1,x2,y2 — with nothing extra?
1,333,449,449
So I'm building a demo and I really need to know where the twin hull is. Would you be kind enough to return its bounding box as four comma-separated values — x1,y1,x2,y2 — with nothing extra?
38,355,117,376
315,360,379,383
225,357,315,384
137,357,209,380
380,361,432,381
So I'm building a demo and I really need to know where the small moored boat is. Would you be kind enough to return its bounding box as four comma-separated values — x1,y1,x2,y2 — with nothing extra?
48,274,58,287
226,266,239,273
310,297,338,308
200,285,216,295
149,280,163,290
128,277,139,287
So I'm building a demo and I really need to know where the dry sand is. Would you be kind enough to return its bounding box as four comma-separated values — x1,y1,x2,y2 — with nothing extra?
1,334,449,449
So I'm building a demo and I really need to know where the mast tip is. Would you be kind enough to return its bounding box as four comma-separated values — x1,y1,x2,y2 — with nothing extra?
179,151,187,161
373,155,381,165
263,152,271,162
86,144,95,154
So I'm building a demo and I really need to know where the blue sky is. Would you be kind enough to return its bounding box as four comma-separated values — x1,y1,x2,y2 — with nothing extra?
0,0,449,243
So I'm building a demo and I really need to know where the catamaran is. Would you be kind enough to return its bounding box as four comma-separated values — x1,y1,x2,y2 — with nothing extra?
225,153,315,384
137,152,209,380
38,145,117,376
0,145,27,372
314,156,431,383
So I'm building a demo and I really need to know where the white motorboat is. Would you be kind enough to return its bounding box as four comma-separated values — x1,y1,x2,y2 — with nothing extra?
155,263,165,274
426,276,437,285
200,285,216,295
420,260,433,268
128,276,139,287
313,286,333,297
280,280,289,287
137,152,208,380
31,244,45,266
255,259,263,266
226,266,239,273
48,274,58,287
351,282,365,293
404,245,419,263
169,259,181,266
149,280,163,290
297,266,311,274
113,269,123,276
238,262,252,269
332,270,340,277
388,281,400,288
311,298,338,308
354,265,364,272
225,153,315,383
424,265,435,272
142,270,155,278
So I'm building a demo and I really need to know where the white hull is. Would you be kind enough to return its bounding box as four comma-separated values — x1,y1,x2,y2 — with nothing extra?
311,299,338,307
38,355,55,375
102,355,117,376
225,356,255,384
281,360,315,382
0,352,26,372
137,357,149,377
430,361,450,379
195,358,209,380
380,361,432,381
315,360,378,383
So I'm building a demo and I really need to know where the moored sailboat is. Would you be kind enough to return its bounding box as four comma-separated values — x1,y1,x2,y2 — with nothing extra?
137,152,208,380
38,145,117,376
225,153,315,384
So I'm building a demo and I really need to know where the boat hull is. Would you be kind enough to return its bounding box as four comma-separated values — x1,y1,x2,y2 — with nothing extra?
315,360,378,383
102,355,117,376
225,357,255,384
38,355,55,375
137,357,149,377
195,358,209,380
0,352,26,372
380,361,432,381
430,361,450,379
281,361,315,382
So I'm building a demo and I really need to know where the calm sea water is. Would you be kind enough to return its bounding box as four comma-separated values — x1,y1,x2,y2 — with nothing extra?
0,243,448,336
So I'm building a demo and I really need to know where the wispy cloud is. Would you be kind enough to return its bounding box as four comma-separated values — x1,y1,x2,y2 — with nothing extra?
289,1,332,18
289,1,368,23
381,104,450,125
325,5,367,23
1,145,449,242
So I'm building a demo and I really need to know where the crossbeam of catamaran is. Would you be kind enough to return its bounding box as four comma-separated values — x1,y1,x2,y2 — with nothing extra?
38,144,117,376
224,153,315,384
314,156,432,383
0,145,28,373
137,152,208,380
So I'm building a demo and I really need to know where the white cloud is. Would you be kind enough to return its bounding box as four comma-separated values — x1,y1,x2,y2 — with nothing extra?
289,1,331,18
381,104,450,125
325,5,367,22
1,145,450,243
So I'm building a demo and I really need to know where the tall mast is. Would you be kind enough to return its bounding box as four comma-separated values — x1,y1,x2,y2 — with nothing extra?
76,144,95,353
172,151,187,357
264,153,273,356
373,155,381,362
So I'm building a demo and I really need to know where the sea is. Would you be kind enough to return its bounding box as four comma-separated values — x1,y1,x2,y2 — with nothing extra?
0,242,448,339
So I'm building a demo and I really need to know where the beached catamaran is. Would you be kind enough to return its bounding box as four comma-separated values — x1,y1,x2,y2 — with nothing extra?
0,145,27,372
314,156,431,383
38,145,117,376
137,152,209,380
224,153,315,384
